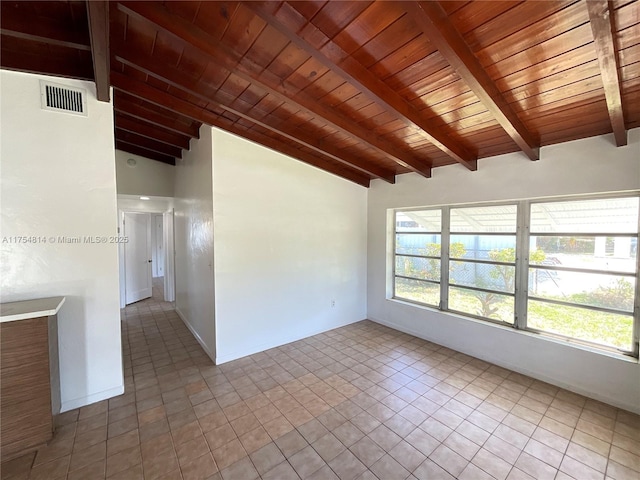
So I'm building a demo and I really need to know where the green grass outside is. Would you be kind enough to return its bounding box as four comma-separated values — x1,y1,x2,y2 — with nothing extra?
395,282,633,351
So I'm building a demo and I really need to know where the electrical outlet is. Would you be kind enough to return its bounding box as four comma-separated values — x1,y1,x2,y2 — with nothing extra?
331,300,336,308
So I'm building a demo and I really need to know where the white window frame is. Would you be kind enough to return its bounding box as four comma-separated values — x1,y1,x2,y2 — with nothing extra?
390,193,640,359
393,208,443,309
446,203,518,326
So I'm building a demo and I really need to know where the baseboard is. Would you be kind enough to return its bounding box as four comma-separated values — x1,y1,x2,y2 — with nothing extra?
369,315,640,415
215,317,366,365
60,384,124,413
175,307,216,362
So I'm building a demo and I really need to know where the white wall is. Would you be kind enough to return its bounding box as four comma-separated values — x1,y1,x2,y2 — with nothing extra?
212,128,368,363
173,127,216,359
115,149,175,197
368,129,640,413
0,70,123,411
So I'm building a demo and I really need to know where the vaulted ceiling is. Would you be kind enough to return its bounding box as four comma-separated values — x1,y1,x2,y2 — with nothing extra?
2,1,638,187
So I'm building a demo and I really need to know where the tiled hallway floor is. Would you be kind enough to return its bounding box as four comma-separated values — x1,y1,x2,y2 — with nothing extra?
2,279,640,480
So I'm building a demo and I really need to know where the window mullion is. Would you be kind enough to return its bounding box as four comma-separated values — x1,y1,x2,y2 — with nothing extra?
514,200,530,330
440,207,450,311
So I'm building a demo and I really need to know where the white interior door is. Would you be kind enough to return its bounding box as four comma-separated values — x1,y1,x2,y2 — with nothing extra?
124,212,152,304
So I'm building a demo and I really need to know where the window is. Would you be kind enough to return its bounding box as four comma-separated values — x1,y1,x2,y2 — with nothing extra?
448,205,517,324
527,197,638,352
391,194,640,357
394,209,441,307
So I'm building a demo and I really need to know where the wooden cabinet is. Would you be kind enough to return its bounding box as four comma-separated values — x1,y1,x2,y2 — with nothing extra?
0,298,63,461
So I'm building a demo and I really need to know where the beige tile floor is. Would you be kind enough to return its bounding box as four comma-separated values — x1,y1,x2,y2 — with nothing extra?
2,278,639,480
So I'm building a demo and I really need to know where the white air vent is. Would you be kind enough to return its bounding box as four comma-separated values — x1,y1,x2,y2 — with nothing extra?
40,81,87,116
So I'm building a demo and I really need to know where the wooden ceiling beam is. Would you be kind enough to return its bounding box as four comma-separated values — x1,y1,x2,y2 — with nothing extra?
587,0,627,146
404,1,540,161
112,71,222,123
86,0,110,102
116,141,175,166
117,1,419,179
0,41,93,80
115,113,191,150
115,129,182,158
0,28,91,52
0,3,91,51
247,1,475,171
114,49,396,183
114,93,200,138
110,72,370,187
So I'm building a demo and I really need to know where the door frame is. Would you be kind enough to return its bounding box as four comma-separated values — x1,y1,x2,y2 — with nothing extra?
118,208,176,308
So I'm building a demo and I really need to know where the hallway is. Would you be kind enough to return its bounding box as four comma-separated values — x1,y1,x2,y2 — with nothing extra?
2,280,639,480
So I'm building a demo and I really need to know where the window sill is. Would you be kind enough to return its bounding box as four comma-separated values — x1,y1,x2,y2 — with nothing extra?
387,297,639,363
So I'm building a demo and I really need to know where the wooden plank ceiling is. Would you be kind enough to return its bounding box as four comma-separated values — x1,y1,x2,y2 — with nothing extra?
2,1,638,187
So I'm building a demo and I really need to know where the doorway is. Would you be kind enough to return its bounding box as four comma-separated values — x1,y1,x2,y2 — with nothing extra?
119,209,175,308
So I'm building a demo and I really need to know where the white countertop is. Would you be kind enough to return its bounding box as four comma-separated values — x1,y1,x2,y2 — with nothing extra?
0,297,65,323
